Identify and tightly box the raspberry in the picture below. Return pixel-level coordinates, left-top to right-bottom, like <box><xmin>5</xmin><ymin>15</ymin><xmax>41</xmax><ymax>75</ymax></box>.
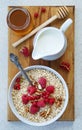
<box><xmin>38</xmin><ymin>77</ymin><xmax>46</xmax><ymax>89</ymax></box>
<box><xmin>42</xmin><ymin>91</ymin><xmax>47</xmax><ymax>96</ymax></box>
<box><xmin>30</xmin><ymin>104</ymin><xmax>39</xmax><ymax>114</ymax></box>
<box><xmin>44</xmin><ymin>98</ymin><xmax>49</xmax><ymax>104</ymax></box>
<box><xmin>28</xmin><ymin>96</ymin><xmax>34</xmax><ymax>100</ymax></box>
<box><xmin>20</xmin><ymin>46</ymin><xmax>29</xmax><ymax>57</ymax></box>
<box><xmin>61</xmin><ymin>62</ymin><xmax>70</xmax><ymax>68</ymax></box>
<box><xmin>42</xmin><ymin>91</ymin><xmax>50</xmax><ymax>99</ymax></box>
<box><xmin>34</xmin><ymin>12</ymin><xmax>39</xmax><ymax>18</ymax></box>
<box><xmin>34</xmin><ymin>95</ymin><xmax>41</xmax><ymax>100</ymax></box>
<box><xmin>14</xmin><ymin>83</ymin><xmax>20</xmax><ymax>90</ymax></box>
<box><xmin>27</xmin><ymin>85</ymin><xmax>36</xmax><ymax>95</ymax></box>
<box><xmin>42</xmin><ymin>91</ymin><xmax>46</xmax><ymax>98</ymax></box>
<box><xmin>29</xmin><ymin>95</ymin><xmax>41</xmax><ymax>101</ymax></box>
<box><xmin>60</xmin><ymin>62</ymin><xmax>70</xmax><ymax>72</ymax></box>
<box><xmin>37</xmin><ymin>99</ymin><xmax>46</xmax><ymax>107</ymax></box>
<box><xmin>16</xmin><ymin>77</ymin><xmax>20</xmax><ymax>83</ymax></box>
<box><xmin>48</xmin><ymin>97</ymin><xmax>55</xmax><ymax>105</ymax></box>
<box><xmin>41</xmin><ymin>7</ymin><xmax>46</xmax><ymax>13</ymax></box>
<box><xmin>32</xmin><ymin>101</ymin><xmax>37</xmax><ymax>106</ymax></box>
<box><xmin>22</xmin><ymin>94</ymin><xmax>29</xmax><ymax>104</ymax></box>
<box><xmin>46</xmin><ymin>86</ymin><xmax>55</xmax><ymax>93</ymax></box>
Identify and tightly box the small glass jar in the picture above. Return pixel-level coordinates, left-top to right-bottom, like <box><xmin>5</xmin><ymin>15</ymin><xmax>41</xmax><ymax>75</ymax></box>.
<box><xmin>7</xmin><ymin>7</ymin><xmax>33</xmax><ymax>35</ymax></box>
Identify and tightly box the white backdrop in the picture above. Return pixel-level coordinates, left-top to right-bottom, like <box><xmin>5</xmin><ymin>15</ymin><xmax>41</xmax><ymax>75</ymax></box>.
<box><xmin>0</xmin><ymin>0</ymin><xmax>82</xmax><ymax>130</ymax></box>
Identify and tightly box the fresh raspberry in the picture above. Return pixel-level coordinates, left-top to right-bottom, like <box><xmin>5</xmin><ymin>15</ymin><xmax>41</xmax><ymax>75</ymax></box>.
<box><xmin>42</xmin><ymin>91</ymin><xmax>46</xmax><ymax>98</ymax></box>
<box><xmin>28</xmin><ymin>96</ymin><xmax>34</xmax><ymax>100</ymax></box>
<box><xmin>34</xmin><ymin>12</ymin><xmax>39</xmax><ymax>18</ymax></box>
<box><xmin>22</xmin><ymin>94</ymin><xmax>29</xmax><ymax>104</ymax></box>
<box><xmin>27</xmin><ymin>85</ymin><xmax>36</xmax><ymax>95</ymax></box>
<box><xmin>32</xmin><ymin>101</ymin><xmax>37</xmax><ymax>106</ymax></box>
<box><xmin>30</xmin><ymin>104</ymin><xmax>40</xmax><ymax>114</ymax></box>
<box><xmin>38</xmin><ymin>77</ymin><xmax>46</xmax><ymax>89</ymax></box>
<box><xmin>34</xmin><ymin>95</ymin><xmax>41</xmax><ymax>100</ymax></box>
<box><xmin>42</xmin><ymin>91</ymin><xmax>50</xmax><ymax>99</ymax></box>
<box><xmin>60</xmin><ymin>62</ymin><xmax>70</xmax><ymax>72</ymax></box>
<box><xmin>41</xmin><ymin>7</ymin><xmax>46</xmax><ymax>13</ymax></box>
<box><xmin>14</xmin><ymin>83</ymin><xmax>20</xmax><ymax>90</ymax></box>
<box><xmin>61</xmin><ymin>62</ymin><xmax>70</xmax><ymax>68</ymax></box>
<box><xmin>42</xmin><ymin>91</ymin><xmax>47</xmax><ymax>96</ymax></box>
<box><xmin>37</xmin><ymin>99</ymin><xmax>46</xmax><ymax>107</ymax></box>
<box><xmin>29</xmin><ymin>95</ymin><xmax>41</xmax><ymax>101</ymax></box>
<box><xmin>44</xmin><ymin>98</ymin><xmax>49</xmax><ymax>104</ymax></box>
<box><xmin>46</xmin><ymin>86</ymin><xmax>55</xmax><ymax>93</ymax></box>
<box><xmin>20</xmin><ymin>46</ymin><xmax>29</xmax><ymax>57</ymax></box>
<box><xmin>16</xmin><ymin>77</ymin><xmax>20</xmax><ymax>83</ymax></box>
<box><xmin>48</xmin><ymin>97</ymin><xmax>55</xmax><ymax>105</ymax></box>
<box><xmin>29</xmin><ymin>94</ymin><xmax>41</xmax><ymax>101</ymax></box>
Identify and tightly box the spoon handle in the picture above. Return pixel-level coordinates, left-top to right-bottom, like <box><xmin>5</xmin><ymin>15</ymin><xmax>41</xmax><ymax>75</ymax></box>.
<box><xmin>17</xmin><ymin>62</ymin><xmax>32</xmax><ymax>85</ymax></box>
<box><xmin>10</xmin><ymin>53</ymin><xmax>32</xmax><ymax>85</ymax></box>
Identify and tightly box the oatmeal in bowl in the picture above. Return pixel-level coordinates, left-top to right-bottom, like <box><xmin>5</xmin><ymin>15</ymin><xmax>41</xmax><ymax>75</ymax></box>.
<box><xmin>8</xmin><ymin>65</ymin><xmax>68</xmax><ymax>126</ymax></box>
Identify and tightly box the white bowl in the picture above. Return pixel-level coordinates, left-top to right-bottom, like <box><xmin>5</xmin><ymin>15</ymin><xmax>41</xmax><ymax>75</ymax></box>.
<box><xmin>8</xmin><ymin>65</ymin><xmax>69</xmax><ymax>126</ymax></box>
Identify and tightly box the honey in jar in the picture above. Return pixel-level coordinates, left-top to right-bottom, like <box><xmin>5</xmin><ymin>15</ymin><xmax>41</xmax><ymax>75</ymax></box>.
<box><xmin>7</xmin><ymin>7</ymin><xmax>33</xmax><ymax>35</ymax></box>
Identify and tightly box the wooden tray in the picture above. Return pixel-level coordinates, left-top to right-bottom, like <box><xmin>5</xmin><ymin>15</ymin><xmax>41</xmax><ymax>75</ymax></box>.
<box><xmin>8</xmin><ymin>6</ymin><xmax>75</xmax><ymax>121</ymax></box>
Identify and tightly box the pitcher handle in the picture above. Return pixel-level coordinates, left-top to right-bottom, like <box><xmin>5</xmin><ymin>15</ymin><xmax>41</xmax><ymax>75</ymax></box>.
<box><xmin>60</xmin><ymin>18</ymin><xmax>73</xmax><ymax>33</ymax></box>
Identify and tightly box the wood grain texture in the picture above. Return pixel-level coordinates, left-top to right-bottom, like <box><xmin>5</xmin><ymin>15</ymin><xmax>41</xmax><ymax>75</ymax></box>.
<box><xmin>8</xmin><ymin>6</ymin><xmax>75</xmax><ymax>121</ymax></box>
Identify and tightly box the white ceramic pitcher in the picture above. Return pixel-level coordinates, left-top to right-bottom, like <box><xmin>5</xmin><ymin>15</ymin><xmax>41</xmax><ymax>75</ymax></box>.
<box><xmin>32</xmin><ymin>18</ymin><xmax>73</xmax><ymax>61</ymax></box>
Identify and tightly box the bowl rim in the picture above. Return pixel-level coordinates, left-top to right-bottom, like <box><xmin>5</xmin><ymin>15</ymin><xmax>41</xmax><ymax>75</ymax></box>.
<box><xmin>8</xmin><ymin>65</ymin><xmax>69</xmax><ymax>126</ymax></box>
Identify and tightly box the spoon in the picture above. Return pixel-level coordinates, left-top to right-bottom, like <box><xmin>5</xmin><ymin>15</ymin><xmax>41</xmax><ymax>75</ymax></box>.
<box><xmin>10</xmin><ymin>53</ymin><xmax>33</xmax><ymax>85</ymax></box>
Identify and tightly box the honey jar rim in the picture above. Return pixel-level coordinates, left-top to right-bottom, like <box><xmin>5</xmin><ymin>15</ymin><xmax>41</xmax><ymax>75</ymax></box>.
<box><xmin>7</xmin><ymin>7</ymin><xmax>31</xmax><ymax>31</ymax></box>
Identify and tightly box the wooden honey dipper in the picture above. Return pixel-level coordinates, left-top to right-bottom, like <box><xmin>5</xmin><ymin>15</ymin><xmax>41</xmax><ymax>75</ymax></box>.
<box><xmin>12</xmin><ymin>6</ymin><xmax>69</xmax><ymax>47</ymax></box>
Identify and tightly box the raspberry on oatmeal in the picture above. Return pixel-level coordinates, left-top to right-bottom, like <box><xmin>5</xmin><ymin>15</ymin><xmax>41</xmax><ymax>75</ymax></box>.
<box><xmin>12</xmin><ymin>68</ymin><xmax>65</xmax><ymax>123</ymax></box>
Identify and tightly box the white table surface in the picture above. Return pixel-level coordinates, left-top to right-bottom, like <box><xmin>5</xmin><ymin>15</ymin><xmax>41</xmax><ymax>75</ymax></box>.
<box><xmin>0</xmin><ymin>0</ymin><xmax>82</xmax><ymax>130</ymax></box>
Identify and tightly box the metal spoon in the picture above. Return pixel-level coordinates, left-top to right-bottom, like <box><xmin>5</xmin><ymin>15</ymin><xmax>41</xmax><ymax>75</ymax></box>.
<box><xmin>10</xmin><ymin>53</ymin><xmax>33</xmax><ymax>85</ymax></box>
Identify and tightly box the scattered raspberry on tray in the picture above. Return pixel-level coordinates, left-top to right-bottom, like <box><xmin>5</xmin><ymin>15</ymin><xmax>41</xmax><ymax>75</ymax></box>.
<box><xmin>20</xmin><ymin>46</ymin><xmax>29</xmax><ymax>57</ymax></box>
<box><xmin>60</xmin><ymin>61</ymin><xmax>70</xmax><ymax>72</ymax></box>
<box><xmin>41</xmin><ymin>7</ymin><xmax>46</xmax><ymax>13</ymax></box>
<box><xmin>34</xmin><ymin>12</ymin><xmax>39</xmax><ymax>18</ymax></box>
